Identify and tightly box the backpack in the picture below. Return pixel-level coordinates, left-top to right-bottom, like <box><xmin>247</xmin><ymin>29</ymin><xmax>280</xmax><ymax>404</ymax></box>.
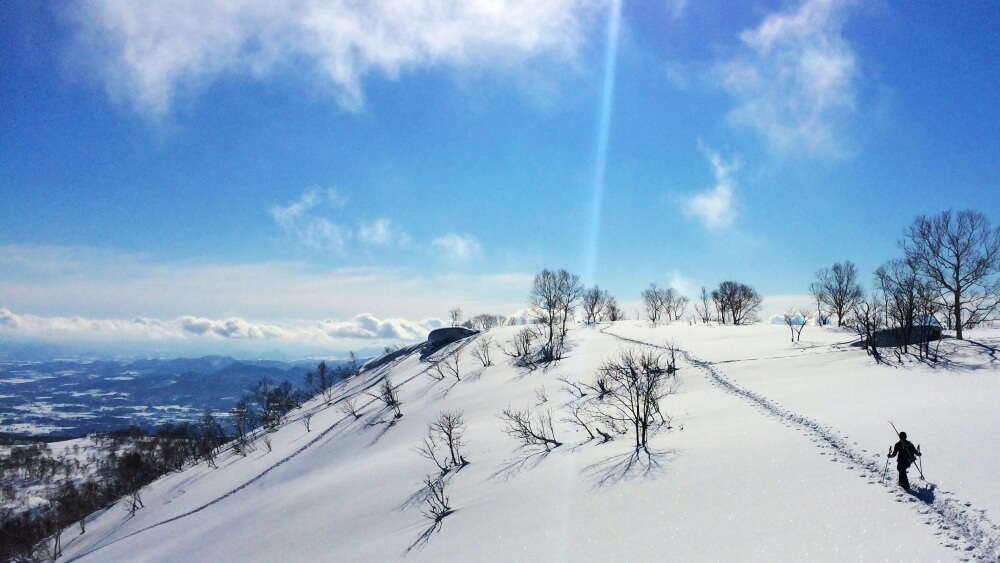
<box><xmin>898</xmin><ymin>440</ymin><xmax>914</xmax><ymax>467</ymax></box>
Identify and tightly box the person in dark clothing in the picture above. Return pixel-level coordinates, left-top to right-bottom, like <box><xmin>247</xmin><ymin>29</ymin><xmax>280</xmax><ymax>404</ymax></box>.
<box><xmin>887</xmin><ymin>431</ymin><xmax>921</xmax><ymax>489</ymax></box>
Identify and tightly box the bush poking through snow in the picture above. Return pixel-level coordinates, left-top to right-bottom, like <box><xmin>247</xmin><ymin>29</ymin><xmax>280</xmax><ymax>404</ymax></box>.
<box><xmin>367</xmin><ymin>378</ymin><xmax>402</xmax><ymax>418</ymax></box>
<box><xmin>430</xmin><ymin>349</ymin><xmax>461</xmax><ymax>381</ymax></box>
<box><xmin>593</xmin><ymin>347</ymin><xmax>678</xmax><ymax>451</ymax></box>
<box><xmin>502</xmin><ymin>326</ymin><xmax>537</xmax><ymax>368</ymax></box>
<box><xmin>416</xmin><ymin>410</ymin><xmax>469</xmax><ymax>473</ymax></box>
<box><xmin>499</xmin><ymin>407</ymin><xmax>562</xmax><ymax>450</ymax></box>
<box><xmin>341</xmin><ymin>396</ymin><xmax>362</xmax><ymax>420</ymax></box>
<box><xmin>471</xmin><ymin>335</ymin><xmax>494</xmax><ymax>367</ymax></box>
<box><xmin>421</xmin><ymin>476</ymin><xmax>452</xmax><ymax>523</ymax></box>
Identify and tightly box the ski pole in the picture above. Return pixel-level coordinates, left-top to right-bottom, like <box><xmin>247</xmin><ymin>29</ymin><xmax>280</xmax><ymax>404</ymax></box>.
<box><xmin>882</xmin><ymin>447</ymin><xmax>890</xmax><ymax>482</ymax></box>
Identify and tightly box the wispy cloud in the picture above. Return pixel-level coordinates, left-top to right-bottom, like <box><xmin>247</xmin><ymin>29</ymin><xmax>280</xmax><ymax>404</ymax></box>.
<box><xmin>358</xmin><ymin>218</ymin><xmax>409</xmax><ymax>247</ymax></box>
<box><xmin>683</xmin><ymin>147</ymin><xmax>737</xmax><ymax>230</ymax></box>
<box><xmin>66</xmin><ymin>0</ymin><xmax>601</xmax><ymax>117</ymax></box>
<box><xmin>717</xmin><ymin>0</ymin><xmax>858</xmax><ymax>156</ymax></box>
<box><xmin>0</xmin><ymin>244</ymin><xmax>528</xmax><ymax>322</ymax></box>
<box><xmin>431</xmin><ymin>233</ymin><xmax>483</xmax><ymax>261</ymax></box>
<box><xmin>270</xmin><ymin>187</ymin><xmax>351</xmax><ymax>250</ymax></box>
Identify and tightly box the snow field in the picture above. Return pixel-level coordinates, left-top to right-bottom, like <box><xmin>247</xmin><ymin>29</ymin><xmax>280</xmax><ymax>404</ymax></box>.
<box><xmin>58</xmin><ymin>323</ymin><xmax>1000</xmax><ymax>562</ymax></box>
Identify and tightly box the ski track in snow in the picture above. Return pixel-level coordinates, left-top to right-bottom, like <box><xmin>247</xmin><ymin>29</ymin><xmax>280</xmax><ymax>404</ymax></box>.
<box><xmin>603</xmin><ymin>326</ymin><xmax>1000</xmax><ymax>563</ymax></box>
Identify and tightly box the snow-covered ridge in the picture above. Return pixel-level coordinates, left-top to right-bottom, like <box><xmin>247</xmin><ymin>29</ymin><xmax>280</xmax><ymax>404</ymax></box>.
<box><xmin>55</xmin><ymin>323</ymin><xmax>1000</xmax><ymax>562</ymax></box>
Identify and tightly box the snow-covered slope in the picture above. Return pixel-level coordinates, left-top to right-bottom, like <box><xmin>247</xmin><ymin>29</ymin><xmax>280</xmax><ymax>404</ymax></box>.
<box><xmin>57</xmin><ymin>323</ymin><xmax>1000</xmax><ymax>562</ymax></box>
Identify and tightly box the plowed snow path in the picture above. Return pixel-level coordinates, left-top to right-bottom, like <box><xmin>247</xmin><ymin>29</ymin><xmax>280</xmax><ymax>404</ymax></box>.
<box><xmin>605</xmin><ymin>326</ymin><xmax>1000</xmax><ymax>562</ymax></box>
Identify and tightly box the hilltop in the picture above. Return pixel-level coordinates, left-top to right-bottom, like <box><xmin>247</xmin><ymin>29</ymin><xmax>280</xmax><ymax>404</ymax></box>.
<box><xmin>53</xmin><ymin>322</ymin><xmax>1000</xmax><ymax>562</ymax></box>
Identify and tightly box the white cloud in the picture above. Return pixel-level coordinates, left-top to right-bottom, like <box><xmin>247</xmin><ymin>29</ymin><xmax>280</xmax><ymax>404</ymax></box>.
<box><xmin>717</xmin><ymin>0</ymin><xmax>858</xmax><ymax>156</ymax></box>
<box><xmin>431</xmin><ymin>233</ymin><xmax>483</xmax><ymax>261</ymax></box>
<box><xmin>66</xmin><ymin>0</ymin><xmax>601</xmax><ymax>117</ymax></box>
<box><xmin>0</xmin><ymin>308</ymin><xmax>440</xmax><ymax>346</ymax></box>
<box><xmin>358</xmin><ymin>218</ymin><xmax>408</xmax><ymax>246</ymax></box>
<box><xmin>270</xmin><ymin>187</ymin><xmax>351</xmax><ymax>250</ymax></box>
<box><xmin>683</xmin><ymin>147</ymin><xmax>737</xmax><ymax>229</ymax></box>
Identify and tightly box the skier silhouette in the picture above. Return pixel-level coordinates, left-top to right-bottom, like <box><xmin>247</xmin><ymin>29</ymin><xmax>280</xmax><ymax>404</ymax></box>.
<box><xmin>887</xmin><ymin>431</ymin><xmax>921</xmax><ymax>490</ymax></box>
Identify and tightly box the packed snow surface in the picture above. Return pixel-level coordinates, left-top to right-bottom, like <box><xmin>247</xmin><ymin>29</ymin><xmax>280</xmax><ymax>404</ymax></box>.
<box><xmin>57</xmin><ymin>323</ymin><xmax>1000</xmax><ymax>562</ymax></box>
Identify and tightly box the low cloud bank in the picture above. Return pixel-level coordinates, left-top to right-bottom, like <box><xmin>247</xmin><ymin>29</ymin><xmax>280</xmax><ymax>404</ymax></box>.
<box><xmin>0</xmin><ymin>309</ymin><xmax>442</xmax><ymax>346</ymax></box>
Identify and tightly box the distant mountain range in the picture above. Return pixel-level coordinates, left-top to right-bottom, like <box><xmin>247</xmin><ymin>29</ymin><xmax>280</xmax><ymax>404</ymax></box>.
<box><xmin>0</xmin><ymin>355</ymin><xmax>355</xmax><ymax>437</ymax></box>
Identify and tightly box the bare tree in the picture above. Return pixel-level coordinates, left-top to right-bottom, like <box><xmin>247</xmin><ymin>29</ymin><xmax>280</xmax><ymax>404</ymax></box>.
<box><xmin>431</xmin><ymin>348</ymin><xmax>461</xmax><ymax>381</ymax></box>
<box><xmin>605</xmin><ymin>297</ymin><xmax>626</xmax><ymax>321</ymax></box>
<box><xmin>305</xmin><ymin>360</ymin><xmax>336</xmax><ymax>402</ymax></box>
<box><xmin>695</xmin><ymin>286</ymin><xmax>713</xmax><ymax>323</ymax></box>
<box><xmin>528</xmin><ymin>269</ymin><xmax>582</xmax><ymax>360</ymax></box>
<box><xmin>562</xmin><ymin>401</ymin><xmax>598</xmax><ymax>441</ymax></box>
<box><xmin>874</xmin><ymin>257</ymin><xmax>935</xmax><ymax>356</ymax></box>
<box><xmin>421</xmin><ymin>476</ymin><xmax>452</xmax><ymax>522</ymax></box>
<box><xmin>667</xmin><ymin>292</ymin><xmax>690</xmax><ymax>321</ymax></box>
<box><xmin>642</xmin><ymin>283</ymin><xmax>666</xmax><ymax>324</ymax></box>
<box><xmin>467</xmin><ymin>314</ymin><xmax>507</xmax><ymax>331</ymax></box>
<box><xmin>341</xmin><ymin>396</ymin><xmax>362</xmax><ymax>420</ymax></box>
<box><xmin>781</xmin><ymin>309</ymin><xmax>809</xmax><ymax>343</ymax></box>
<box><xmin>502</xmin><ymin>326</ymin><xmax>536</xmax><ymax>367</ymax></box>
<box><xmin>431</xmin><ymin>410</ymin><xmax>468</xmax><ymax>468</ymax></box>
<box><xmin>593</xmin><ymin>347</ymin><xmax>677</xmax><ymax>451</ymax></box>
<box><xmin>368</xmin><ymin>378</ymin><xmax>402</xmax><ymax>418</ymax></box>
<box><xmin>900</xmin><ymin>209</ymin><xmax>1000</xmax><ymax>339</ymax></box>
<box><xmin>534</xmin><ymin>385</ymin><xmax>548</xmax><ymax>405</ymax></box>
<box><xmin>848</xmin><ymin>297</ymin><xmax>883</xmax><ymax>362</ymax></box>
<box><xmin>557</xmin><ymin>375</ymin><xmax>588</xmax><ymax>399</ymax></box>
<box><xmin>499</xmin><ymin>407</ymin><xmax>562</xmax><ymax>450</ymax></box>
<box><xmin>449</xmin><ymin>307</ymin><xmax>463</xmax><ymax>327</ymax></box>
<box><xmin>582</xmin><ymin>285</ymin><xmax>612</xmax><ymax>324</ymax></box>
<box><xmin>471</xmin><ymin>335</ymin><xmax>494</xmax><ymax>367</ymax></box>
<box><xmin>417</xmin><ymin>410</ymin><xmax>469</xmax><ymax>472</ymax></box>
<box><xmin>808</xmin><ymin>280</ymin><xmax>828</xmax><ymax>326</ymax></box>
<box><xmin>711</xmin><ymin>281</ymin><xmax>763</xmax><ymax>325</ymax></box>
<box><xmin>813</xmin><ymin>261</ymin><xmax>865</xmax><ymax>327</ymax></box>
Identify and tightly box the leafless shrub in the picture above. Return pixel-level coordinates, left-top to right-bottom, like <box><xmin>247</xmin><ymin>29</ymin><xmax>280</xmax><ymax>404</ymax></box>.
<box><xmin>557</xmin><ymin>375</ymin><xmax>588</xmax><ymax>399</ymax></box>
<box><xmin>341</xmin><ymin>396</ymin><xmax>362</xmax><ymax>420</ymax></box>
<box><xmin>585</xmin><ymin>372</ymin><xmax>613</xmax><ymax>401</ymax></box>
<box><xmin>471</xmin><ymin>335</ymin><xmax>494</xmax><ymax>367</ymax></box>
<box><xmin>592</xmin><ymin>347</ymin><xmax>678</xmax><ymax>451</ymax></box>
<box><xmin>417</xmin><ymin>410</ymin><xmax>469</xmax><ymax>472</ymax></box>
<box><xmin>367</xmin><ymin>378</ymin><xmax>402</xmax><ymax>418</ymax></box>
<box><xmin>302</xmin><ymin>413</ymin><xmax>313</xmax><ymax>432</ymax></box>
<box><xmin>421</xmin><ymin>475</ymin><xmax>452</xmax><ymax>522</ymax></box>
<box><xmin>663</xmin><ymin>340</ymin><xmax>678</xmax><ymax>374</ymax></box>
<box><xmin>499</xmin><ymin>407</ymin><xmax>562</xmax><ymax>450</ymax></box>
<box><xmin>304</xmin><ymin>360</ymin><xmax>336</xmax><ymax>402</ymax></box>
<box><xmin>502</xmin><ymin>327</ymin><xmax>536</xmax><ymax>367</ymax></box>
<box><xmin>781</xmin><ymin>309</ymin><xmax>810</xmax><ymax>343</ymax></box>
<box><xmin>415</xmin><ymin>433</ymin><xmax>450</xmax><ymax>474</ymax></box>
<box><xmin>262</xmin><ymin>434</ymin><xmax>273</xmax><ymax>453</ymax></box>
<box><xmin>562</xmin><ymin>401</ymin><xmax>597</xmax><ymax>441</ymax></box>
<box><xmin>534</xmin><ymin>386</ymin><xmax>548</xmax><ymax>405</ymax></box>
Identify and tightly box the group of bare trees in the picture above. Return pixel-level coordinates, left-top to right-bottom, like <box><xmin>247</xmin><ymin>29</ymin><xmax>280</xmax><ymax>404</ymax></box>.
<box><xmin>812</xmin><ymin>209</ymin><xmax>1000</xmax><ymax>359</ymax></box>
<box><xmin>711</xmin><ymin>281</ymin><xmax>763</xmax><ymax>325</ymax></box>
<box><xmin>528</xmin><ymin>269</ymin><xmax>584</xmax><ymax>361</ymax></box>
<box><xmin>640</xmin><ymin>284</ymin><xmax>690</xmax><ymax>324</ymax></box>
<box><xmin>1</xmin><ymin>417</ymin><xmax>230</xmax><ymax>561</ymax></box>
<box><xmin>582</xmin><ymin>285</ymin><xmax>625</xmax><ymax>324</ymax></box>
<box><xmin>500</xmin><ymin>345</ymin><xmax>678</xmax><ymax>454</ymax></box>
<box><xmin>809</xmin><ymin>261</ymin><xmax>864</xmax><ymax>327</ymax></box>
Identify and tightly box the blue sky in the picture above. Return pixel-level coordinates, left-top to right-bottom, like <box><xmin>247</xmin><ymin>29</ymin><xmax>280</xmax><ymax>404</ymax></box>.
<box><xmin>1</xmin><ymin>0</ymin><xmax>998</xmax><ymax>357</ymax></box>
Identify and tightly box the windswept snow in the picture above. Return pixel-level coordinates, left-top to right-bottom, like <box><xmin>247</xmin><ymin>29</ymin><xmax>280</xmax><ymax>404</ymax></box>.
<box><xmin>56</xmin><ymin>323</ymin><xmax>1000</xmax><ymax>562</ymax></box>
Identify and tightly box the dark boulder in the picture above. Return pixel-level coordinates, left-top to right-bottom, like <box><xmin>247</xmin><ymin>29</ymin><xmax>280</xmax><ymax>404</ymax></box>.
<box><xmin>426</xmin><ymin>327</ymin><xmax>479</xmax><ymax>348</ymax></box>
